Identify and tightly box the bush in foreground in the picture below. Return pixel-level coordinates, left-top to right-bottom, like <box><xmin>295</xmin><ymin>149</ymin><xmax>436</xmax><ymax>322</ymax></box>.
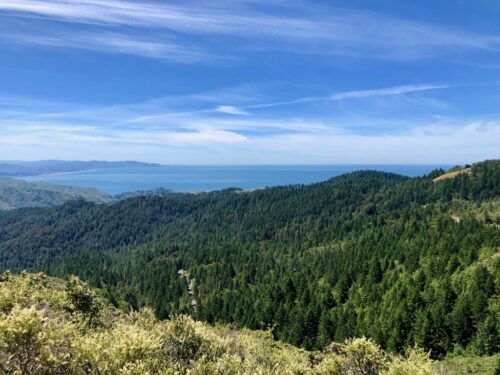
<box><xmin>0</xmin><ymin>271</ymin><xmax>481</xmax><ymax>374</ymax></box>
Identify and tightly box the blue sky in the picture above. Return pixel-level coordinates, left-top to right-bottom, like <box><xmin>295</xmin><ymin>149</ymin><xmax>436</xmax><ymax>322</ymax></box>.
<box><xmin>0</xmin><ymin>0</ymin><xmax>499</xmax><ymax>164</ymax></box>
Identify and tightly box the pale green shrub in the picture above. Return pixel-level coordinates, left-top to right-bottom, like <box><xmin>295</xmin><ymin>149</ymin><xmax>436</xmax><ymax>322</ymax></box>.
<box><xmin>164</xmin><ymin>314</ymin><xmax>207</xmax><ymax>363</ymax></box>
<box><xmin>343</xmin><ymin>337</ymin><xmax>388</xmax><ymax>375</ymax></box>
<box><xmin>313</xmin><ymin>354</ymin><xmax>346</xmax><ymax>374</ymax></box>
<box><xmin>0</xmin><ymin>272</ymin><xmax>446</xmax><ymax>375</ymax></box>
<box><xmin>0</xmin><ymin>305</ymin><xmax>76</xmax><ymax>374</ymax></box>
<box><xmin>72</xmin><ymin>318</ymin><xmax>164</xmax><ymax>373</ymax></box>
<box><xmin>384</xmin><ymin>347</ymin><xmax>433</xmax><ymax>375</ymax></box>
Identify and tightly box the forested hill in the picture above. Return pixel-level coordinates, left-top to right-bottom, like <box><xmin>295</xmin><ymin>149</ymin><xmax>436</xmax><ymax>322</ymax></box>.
<box><xmin>0</xmin><ymin>159</ymin><xmax>498</xmax><ymax>358</ymax></box>
<box><xmin>0</xmin><ymin>178</ymin><xmax>177</xmax><ymax>210</ymax></box>
<box><xmin>0</xmin><ymin>178</ymin><xmax>112</xmax><ymax>210</ymax></box>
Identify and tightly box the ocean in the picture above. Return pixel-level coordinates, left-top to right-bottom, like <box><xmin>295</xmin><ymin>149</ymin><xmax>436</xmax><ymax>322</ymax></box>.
<box><xmin>19</xmin><ymin>165</ymin><xmax>449</xmax><ymax>195</ymax></box>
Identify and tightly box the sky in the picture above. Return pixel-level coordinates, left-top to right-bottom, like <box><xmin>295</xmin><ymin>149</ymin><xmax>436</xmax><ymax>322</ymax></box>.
<box><xmin>0</xmin><ymin>0</ymin><xmax>499</xmax><ymax>164</ymax></box>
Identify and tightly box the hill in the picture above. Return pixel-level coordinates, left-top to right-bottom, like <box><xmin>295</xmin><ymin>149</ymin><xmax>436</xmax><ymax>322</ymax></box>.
<box><xmin>0</xmin><ymin>178</ymin><xmax>112</xmax><ymax>210</ymax></box>
<box><xmin>0</xmin><ymin>178</ymin><xmax>182</xmax><ymax>210</ymax></box>
<box><xmin>0</xmin><ymin>160</ymin><xmax>498</xmax><ymax>359</ymax></box>
<box><xmin>433</xmin><ymin>167</ymin><xmax>472</xmax><ymax>182</ymax></box>
<box><xmin>3</xmin><ymin>271</ymin><xmax>498</xmax><ymax>374</ymax></box>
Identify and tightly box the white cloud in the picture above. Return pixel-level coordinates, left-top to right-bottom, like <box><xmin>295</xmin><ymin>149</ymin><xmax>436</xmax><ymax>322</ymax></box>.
<box><xmin>248</xmin><ymin>121</ymin><xmax>500</xmax><ymax>164</ymax></box>
<box><xmin>1</xmin><ymin>0</ymin><xmax>500</xmax><ymax>61</ymax></box>
<box><xmin>0</xmin><ymin>116</ymin><xmax>498</xmax><ymax>164</ymax></box>
<box><xmin>215</xmin><ymin>106</ymin><xmax>249</xmax><ymax>115</ymax></box>
<box><xmin>9</xmin><ymin>32</ymin><xmax>217</xmax><ymax>63</ymax></box>
<box><xmin>241</xmin><ymin>84</ymin><xmax>450</xmax><ymax>110</ymax></box>
<box><xmin>119</xmin><ymin>129</ymin><xmax>249</xmax><ymax>146</ymax></box>
<box><xmin>0</xmin><ymin>86</ymin><xmax>497</xmax><ymax>164</ymax></box>
<box><xmin>329</xmin><ymin>84</ymin><xmax>450</xmax><ymax>101</ymax></box>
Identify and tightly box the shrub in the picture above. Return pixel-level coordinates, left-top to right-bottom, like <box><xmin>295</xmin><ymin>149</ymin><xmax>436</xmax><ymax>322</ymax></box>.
<box><xmin>343</xmin><ymin>337</ymin><xmax>387</xmax><ymax>375</ymax></box>
<box><xmin>65</xmin><ymin>275</ymin><xmax>102</xmax><ymax>327</ymax></box>
<box><xmin>0</xmin><ymin>305</ymin><xmax>75</xmax><ymax>374</ymax></box>
<box><xmin>384</xmin><ymin>347</ymin><xmax>433</xmax><ymax>375</ymax></box>
<box><xmin>163</xmin><ymin>314</ymin><xmax>223</xmax><ymax>364</ymax></box>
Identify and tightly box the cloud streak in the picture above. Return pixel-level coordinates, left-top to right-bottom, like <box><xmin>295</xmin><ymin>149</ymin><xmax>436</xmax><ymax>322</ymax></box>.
<box><xmin>215</xmin><ymin>106</ymin><xmax>249</xmax><ymax>116</ymax></box>
<box><xmin>1</xmin><ymin>0</ymin><xmax>500</xmax><ymax>61</ymax></box>
<box><xmin>8</xmin><ymin>31</ymin><xmax>218</xmax><ymax>63</ymax></box>
<box><xmin>242</xmin><ymin>84</ymin><xmax>450</xmax><ymax>110</ymax></box>
<box><xmin>0</xmin><ymin>82</ymin><xmax>451</xmax><ymax>135</ymax></box>
<box><xmin>329</xmin><ymin>84</ymin><xmax>450</xmax><ymax>101</ymax></box>
<box><xmin>0</xmin><ymin>83</ymin><xmax>497</xmax><ymax>163</ymax></box>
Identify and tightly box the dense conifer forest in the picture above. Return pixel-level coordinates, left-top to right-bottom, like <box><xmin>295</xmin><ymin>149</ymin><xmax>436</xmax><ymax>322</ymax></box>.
<box><xmin>0</xmin><ymin>160</ymin><xmax>498</xmax><ymax>360</ymax></box>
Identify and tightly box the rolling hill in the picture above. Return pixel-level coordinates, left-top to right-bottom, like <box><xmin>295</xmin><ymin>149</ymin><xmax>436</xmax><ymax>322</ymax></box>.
<box><xmin>432</xmin><ymin>166</ymin><xmax>472</xmax><ymax>182</ymax></box>
<box><xmin>0</xmin><ymin>178</ymin><xmax>112</xmax><ymax>210</ymax></box>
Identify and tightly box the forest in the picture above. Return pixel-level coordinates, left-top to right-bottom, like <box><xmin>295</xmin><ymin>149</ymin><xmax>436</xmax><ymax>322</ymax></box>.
<box><xmin>0</xmin><ymin>160</ymin><xmax>498</xmax><ymax>362</ymax></box>
<box><xmin>0</xmin><ymin>178</ymin><xmax>112</xmax><ymax>210</ymax></box>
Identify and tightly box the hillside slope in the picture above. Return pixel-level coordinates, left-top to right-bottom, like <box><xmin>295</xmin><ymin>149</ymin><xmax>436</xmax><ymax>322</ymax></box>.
<box><xmin>432</xmin><ymin>167</ymin><xmax>472</xmax><ymax>182</ymax></box>
<box><xmin>4</xmin><ymin>271</ymin><xmax>497</xmax><ymax>374</ymax></box>
<box><xmin>0</xmin><ymin>178</ymin><xmax>112</xmax><ymax>210</ymax></box>
<box><xmin>0</xmin><ymin>160</ymin><xmax>498</xmax><ymax>358</ymax></box>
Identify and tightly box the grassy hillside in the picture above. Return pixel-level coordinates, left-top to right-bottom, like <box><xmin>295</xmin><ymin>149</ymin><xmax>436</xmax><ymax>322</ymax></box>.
<box><xmin>0</xmin><ymin>160</ymin><xmax>498</xmax><ymax>359</ymax></box>
<box><xmin>4</xmin><ymin>271</ymin><xmax>496</xmax><ymax>374</ymax></box>
<box><xmin>0</xmin><ymin>178</ymin><xmax>112</xmax><ymax>210</ymax></box>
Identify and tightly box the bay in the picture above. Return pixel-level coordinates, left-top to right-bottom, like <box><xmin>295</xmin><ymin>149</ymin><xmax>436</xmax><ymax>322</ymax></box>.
<box><xmin>19</xmin><ymin>164</ymin><xmax>449</xmax><ymax>195</ymax></box>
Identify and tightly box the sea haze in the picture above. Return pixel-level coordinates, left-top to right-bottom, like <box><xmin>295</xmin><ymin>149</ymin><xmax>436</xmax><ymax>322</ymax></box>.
<box><xmin>19</xmin><ymin>165</ymin><xmax>450</xmax><ymax>195</ymax></box>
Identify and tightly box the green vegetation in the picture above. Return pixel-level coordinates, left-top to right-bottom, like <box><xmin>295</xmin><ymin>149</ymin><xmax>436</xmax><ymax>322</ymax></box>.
<box><xmin>113</xmin><ymin>187</ymin><xmax>175</xmax><ymax>200</ymax></box>
<box><xmin>0</xmin><ymin>271</ymin><xmax>453</xmax><ymax>374</ymax></box>
<box><xmin>434</xmin><ymin>355</ymin><xmax>499</xmax><ymax>375</ymax></box>
<box><xmin>0</xmin><ymin>160</ymin><xmax>498</xmax><ymax>364</ymax></box>
<box><xmin>0</xmin><ymin>178</ymin><xmax>112</xmax><ymax>210</ymax></box>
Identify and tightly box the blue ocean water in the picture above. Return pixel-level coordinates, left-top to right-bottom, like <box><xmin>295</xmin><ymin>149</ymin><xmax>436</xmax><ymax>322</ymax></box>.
<box><xmin>20</xmin><ymin>165</ymin><xmax>449</xmax><ymax>195</ymax></box>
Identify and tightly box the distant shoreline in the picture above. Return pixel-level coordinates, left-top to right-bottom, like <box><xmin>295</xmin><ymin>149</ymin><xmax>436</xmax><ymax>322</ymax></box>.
<box><xmin>37</xmin><ymin>168</ymin><xmax>99</xmax><ymax>177</ymax></box>
<box><xmin>13</xmin><ymin>164</ymin><xmax>448</xmax><ymax>195</ymax></box>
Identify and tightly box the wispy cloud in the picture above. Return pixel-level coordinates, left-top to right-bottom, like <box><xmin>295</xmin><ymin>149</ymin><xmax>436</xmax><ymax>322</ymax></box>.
<box><xmin>0</xmin><ymin>118</ymin><xmax>498</xmax><ymax>164</ymax></box>
<box><xmin>8</xmin><ymin>31</ymin><xmax>218</xmax><ymax>63</ymax></box>
<box><xmin>0</xmin><ymin>83</ymin><xmax>497</xmax><ymax>163</ymax></box>
<box><xmin>215</xmin><ymin>106</ymin><xmax>249</xmax><ymax>116</ymax></box>
<box><xmin>329</xmin><ymin>84</ymin><xmax>450</xmax><ymax>101</ymax></box>
<box><xmin>0</xmin><ymin>82</ymin><xmax>450</xmax><ymax>134</ymax></box>
<box><xmin>241</xmin><ymin>84</ymin><xmax>450</xmax><ymax>110</ymax></box>
<box><xmin>1</xmin><ymin>0</ymin><xmax>500</xmax><ymax>61</ymax></box>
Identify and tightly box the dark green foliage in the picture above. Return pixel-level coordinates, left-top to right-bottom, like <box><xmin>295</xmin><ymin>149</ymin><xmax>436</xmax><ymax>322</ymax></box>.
<box><xmin>65</xmin><ymin>276</ymin><xmax>102</xmax><ymax>327</ymax></box>
<box><xmin>0</xmin><ymin>160</ymin><xmax>498</xmax><ymax>357</ymax></box>
<box><xmin>0</xmin><ymin>178</ymin><xmax>112</xmax><ymax>210</ymax></box>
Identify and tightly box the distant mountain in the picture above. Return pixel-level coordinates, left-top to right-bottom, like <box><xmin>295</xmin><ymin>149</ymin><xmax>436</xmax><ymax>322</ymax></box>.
<box><xmin>0</xmin><ymin>178</ymin><xmax>112</xmax><ymax>209</ymax></box>
<box><xmin>0</xmin><ymin>160</ymin><xmax>161</xmax><ymax>176</ymax></box>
